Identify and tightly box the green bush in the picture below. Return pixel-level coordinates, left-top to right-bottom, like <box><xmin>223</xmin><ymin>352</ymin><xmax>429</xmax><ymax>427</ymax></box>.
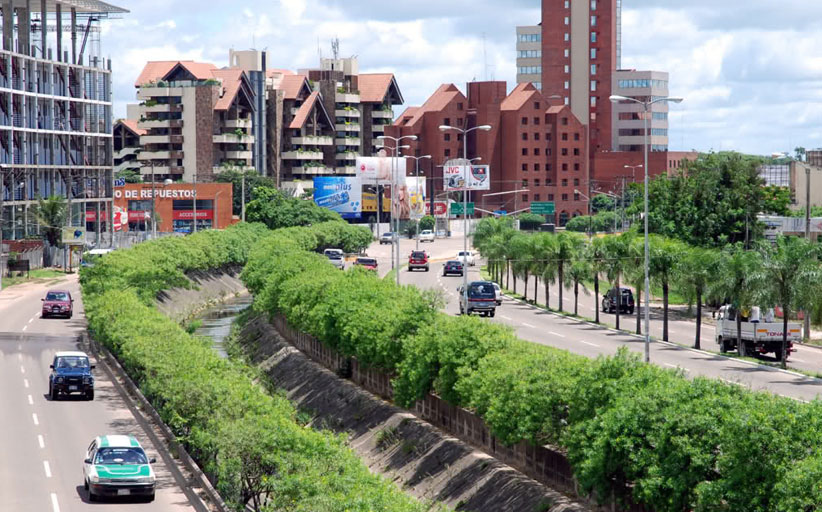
<box><xmin>518</xmin><ymin>212</ymin><xmax>546</xmax><ymax>231</ymax></box>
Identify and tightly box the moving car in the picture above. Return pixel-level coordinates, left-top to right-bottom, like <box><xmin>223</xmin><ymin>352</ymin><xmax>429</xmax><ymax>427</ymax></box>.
<box><xmin>442</xmin><ymin>260</ymin><xmax>464</xmax><ymax>276</ymax></box>
<box><xmin>379</xmin><ymin>232</ymin><xmax>396</xmax><ymax>245</ymax></box>
<box><xmin>436</xmin><ymin>229</ymin><xmax>448</xmax><ymax>238</ymax></box>
<box><xmin>457</xmin><ymin>250</ymin><xmax>475</xmax><ymax>267</ymax></box>
<box><xmin>49</xmin><ymin>351</ymin><xmax>95</xmax><ymax>400</ymax></box>
<box><xmin>458</xmin><ymin>281</ymin><xmax>497</xmax><ymax>317</ymax></box>
<box><xmin>41</xmin><ymin>290</ymin><xmax>73</xmax><ymax>319</ymax></box>
<box><xmin>323</xmin><ymin>248</ymin><xmax>345</xmax><ymax>270</ymax></box>
<box><xmin>408</xmin><ymin>250</ymin><xmax>429</xmax><ymax>272</ymax></box>
<box><xmin>601</xmin><ymin>287</ymin><xmax>635</xmax><ymax>314</ymax></box>
<box><xmin>419</xmin><ymin>230</ymin><xmax>435</xmax><ymax>243</ymax></box>
<box><xmin>83</xmin><ymin>435</ymin><xmax>156</xmax><ymax>502</ymax></box>
<box><xmin>353</xmin><ymin>257</ymin><xmax>378</xmax><ymax>271</ymax></box>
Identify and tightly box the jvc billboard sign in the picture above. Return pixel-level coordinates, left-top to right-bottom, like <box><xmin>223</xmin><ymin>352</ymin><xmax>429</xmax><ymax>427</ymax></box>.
<box><xmin>443</xmin><ymin>161</ymin><xmax>490</xmax><ymax>191</ymax></box>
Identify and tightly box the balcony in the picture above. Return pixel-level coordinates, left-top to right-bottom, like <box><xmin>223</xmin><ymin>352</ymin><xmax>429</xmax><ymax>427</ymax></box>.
<box><xmin>335</xmin><ymin>108</ymin><xmax>360</xmax><ymax>118</ymax></box>
<box><xmin>141</xmin><ymin>103</ymin><xmax>182</xmax><ymax>113</ymax></box>
<box><xmin>372</xmin><ymin>124</ymin><xmax>386</xmax><ymax>132</ymax></box>
<box><xmin>335</xmin><ymin>166</ymin><xmax>357</xmax><ymax>174</ymax></box>
<box><xmin>291</xmin><ymin>135</ymin><xmax>333</xmax><ymax>146</ymax></box>
<box><xmin>140</xmin><ymin>134</ymin><xmax>184</xmax><ymax>144</ymax></box>
<box><xmin>137</xmin><ymin>150</ymin><xmax>183</xmax><ymax>160</ymax></box>
<box><xmin>335</xmin><ymin>152</ymin><xmax>358</xmax><ymax>161</ymax></box>
<box><xmin>115</xmin><ymin>146</ymin><xmax>140</xmax><ymax>160</ymax></box>
<box><xmin>225</xmin><ymin>150</ymin><xmax>253</xmax><ymax>160</ymax></box>
<box><xmin>294</xmin><ymin>165</ymin><xmax>335</xmax><ymax>176</ymax></box>
<box><xmin>137</xmin><ymin>86</ymin><xmax>184</xmax><ymax>100</ymax></box>
<box><xmin>213</xmin><ymin>134</ymin><xmax>255</xmax><ymax>144</ymax></box>
<box><xmin>335</xmin><ymin>123</ymin><xmax>361</xmax><ymax>132</ymax></box>
<box><xmin>283</xmin><ymin>150</ymin><xmax>324</xmax><ymax>160</ymax></box>
<box><xmin>140</xmin><ymin>165</ymin><xmax>183</xmax><ymax>176</ymax></box>
<box><xmin>335</xmin><ymin>137</ymin><xmax>361</xmax><ymax>147</ymax></box>
<box><xmin>137</xmin><ymin>119</ymin><xmax>182</xmax><ymax>130</ymax></box>
<box><xmin>225</xmin><ymin>118</ymin><xmax>252</xmax><ymax>129</ymax></box>
<box><xmin>336</xmin><ymin>92</ymin><xmax>360</xmax><ymax>104</ymax></box>
<box><xmin>372</xmin><ymin>109</ymin><xmax>393</xmax><ymax>119</ymax></box>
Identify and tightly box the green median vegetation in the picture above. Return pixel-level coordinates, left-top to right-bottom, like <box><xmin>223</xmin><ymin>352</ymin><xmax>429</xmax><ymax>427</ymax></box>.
<box><xmin>243</xmin><ymin>220</ymin><xmax>822</xmax><ymax>511</ymax></box>
<box><xmin>80</xmin><ymin>222</ymin><xmax>432</xmax><ymax>512</ymax></box>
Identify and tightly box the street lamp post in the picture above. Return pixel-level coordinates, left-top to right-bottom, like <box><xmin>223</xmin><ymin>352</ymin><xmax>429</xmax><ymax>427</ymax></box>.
<box><xmin>407</xmin><ymin>154</ymin><xmax>432</xmax><ymax>250</ymax></box>
<box><xmin>439</xmin><ymin>123</ymin><xmax>492</xmax><ymax>314</ymax></box>
<box><xmin>0</xmin><ymin>164</ymin><xmax>6</xmax><ymax>292</ymax></box>
<box><xmin>623</xmin><ymin>164</ymin><xmax>643</xmax><ymax>231</ymax></box>
<box><xmin>192</xmin><ymin>169</ymin><xmax>198</xmax><ymax>234</ymax></box>
<box><xmin>610</xmin><ymin>94</ymin><xmax>683</xmax><ymax>363</ymax></box>
<box><xmin>377</xmin><ymin>134</ymin><xmax>418</xmax><ymax>286</ymax></box>
<box><xmin>574</xmin><ymin>189</ymin><xmax>594</xmax><ymax>237</ymax></box>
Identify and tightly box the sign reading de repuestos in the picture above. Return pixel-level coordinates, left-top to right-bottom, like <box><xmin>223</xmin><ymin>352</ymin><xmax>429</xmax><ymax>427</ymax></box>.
<box><xmin>114</xmin><ymin>188</ymin><xmax>197</xmax><ymax>199</ymax></box>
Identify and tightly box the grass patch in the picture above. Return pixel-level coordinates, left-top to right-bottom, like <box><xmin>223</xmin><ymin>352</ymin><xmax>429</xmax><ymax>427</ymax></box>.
<box><xmin>2</xmin><ymin>269</ymin><xmax>68</xmax><ymax>289</ymax></box>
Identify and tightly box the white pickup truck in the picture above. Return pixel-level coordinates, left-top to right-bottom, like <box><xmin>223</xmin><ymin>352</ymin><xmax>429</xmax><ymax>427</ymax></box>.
<box><xmin>715</xmin><ymin>305</ymin><xmax>801</xmax><ymax>361</ymax></box>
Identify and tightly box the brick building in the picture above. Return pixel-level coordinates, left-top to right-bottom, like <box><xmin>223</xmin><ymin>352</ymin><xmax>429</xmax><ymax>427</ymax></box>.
<box><xmin>112</xmin><ymin>182</ymin><xmax>234</xmax><ymax>233</ymax></box>
<box><xmin>386</xmin><ymin>81</ymin><xmax>589</xmax><ymax>225</ymax></box>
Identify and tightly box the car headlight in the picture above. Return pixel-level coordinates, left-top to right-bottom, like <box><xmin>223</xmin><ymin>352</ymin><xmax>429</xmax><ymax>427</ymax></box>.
<box><xmin>83</xmin><ymin>376</ymin><xmax>93</xmax><ymax>384</ymax></box>
<box><xmin>136</xmin><ymin>476</ymin><xmax>155</xmax><ymax>484</ymax></box>
<box><xmin>56</xmin><ymin>377</ymin><xmax>64</xmax><ymax>383</ymax></box>
<box><xmin>89</xmin><ymin>475</ymin><xmax>100</xmax><ymax>483</ymax></box>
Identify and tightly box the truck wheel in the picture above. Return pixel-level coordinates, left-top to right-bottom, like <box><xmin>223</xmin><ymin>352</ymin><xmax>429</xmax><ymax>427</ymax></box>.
<box><xmin>718</xmin><ymin>338</ymin><xmax>726</xmax><ymax>353</ymax></box>
<box><xmin>50</xmin><ymin>385</ymin><xmax>58</xmax><ymax>401</ymax></box>
<box><xmin>774</xmin><ymin>348</ymin><xmax>784</xmax><ymax>362</ymax></box>
<box><xmin>86</xmin><ymin>390</ymin><xmax>94</xmax><ymax>401</ymax></box>
<box><xmin>490</xmin><ymin>310</ymin><xmax>495</xmax><ymax>318</ymax></box>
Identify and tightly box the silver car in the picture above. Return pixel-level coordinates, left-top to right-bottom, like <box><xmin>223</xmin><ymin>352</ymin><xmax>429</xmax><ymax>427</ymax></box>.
<box><xmin>324</xmin><ymin>248</ymin><xmax>345</xmax><ymax>270</ymax></box>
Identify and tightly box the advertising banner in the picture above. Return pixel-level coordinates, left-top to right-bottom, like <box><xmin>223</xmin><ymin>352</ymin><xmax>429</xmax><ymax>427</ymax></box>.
<box><xmin>429</xmin><ymin>201</ymin><xmax>448</xmax><ymax>218</ymax></box>
<box><xmin>443</xmin><ymin>164</ymin><xmax>490</xmax><ymax>191</ymax></box>
<box><xmin>355</xmin><ymin>156</ymin><xmax>407</xmax><ymax>184</ymax></box>
<box><xmin>313</xmin><ymin>177</ymin><xmax>363</xmax><ymax>219</ymax></box>
<box><xmin>407</xmin><ymin>176</ymin><xmax>426</xmax><ymax>220</ymax></box>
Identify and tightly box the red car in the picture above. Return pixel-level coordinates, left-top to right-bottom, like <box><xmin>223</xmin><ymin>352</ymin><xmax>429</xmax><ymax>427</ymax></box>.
<box><xmin>407</xmin><ymin>250</ymin><xmax>429</xmax><ymax>272</ymax></box>
<box><xmin>353</xmin><ymin>257</ymin><xmax>378</xmax><ymax>271</ymax></box>
<box><xmin>42</xmin><ymin>290</ymin><xmax>74</xmax><ymax>319</ymax></box>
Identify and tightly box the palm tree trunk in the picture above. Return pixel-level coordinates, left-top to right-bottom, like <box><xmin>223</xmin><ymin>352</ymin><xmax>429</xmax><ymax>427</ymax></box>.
<box><xmin>615</xmin><ymin>277</ymin><xmax>621</xmax><ymax>330</ymax></box>
<box><xmin>736</xmin><ymin>312</ymin><xmax>742</xmax><ymax>355</ymax></box>
<box><xmin>636</xmin><ymin>285</ymin><xmax>641</xmax><ymax>335</ymax></box>
<box><xmin>574</xmin><ymin>281</ymin><xmax>579</xmax><ymax>316</ymax></box>
<box><xmin>506</xmin><ymin>260</ymin><xmax>510</xmax><ymax>289</ymax></box>
<box><xmin>513</xmin><ymin>270</ymin><xmax>517</xmax><ymax>295</ymax></box>
<box><xmin>558</xmin><ymin>263</ymin><xmax>564</xmax><ymax>313</ymax></box>
<box><xmin>782</xmin><ymin>307</ymin><xmax>789</xmax><ymax>369</ymax></box>
<box><xmin>663</xmin><ymin>281</ymin><xmax>670</xmax><ymax>342</ymax></box>
<box><xmin>695</xmin><ymin>289</ymin><xmax>702</xmax><ymax>350</ymax></box>
<box><xmin>523</xmin><ymin>273</ymin><xmax>528</xmax><ymax>300</ymax></box>
<box><xmin>545</xmin><ymin>279</ymin><xmax>550</xmax><ymax>310</ymax></box>
<box><xmin>534</xmin><ymin>275</ymin><xmax>539</xmax><ymax>305</ymax></box>
<box><xmin>594</xmin><ymin>274</ymin><xmax>599</xmax><ymax>324</ymax></box>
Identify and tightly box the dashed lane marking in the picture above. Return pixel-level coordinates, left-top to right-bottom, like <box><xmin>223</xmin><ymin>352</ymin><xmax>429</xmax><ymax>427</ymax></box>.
<box><xmin>500</xmin><ymin>315</ymin><xmax>512</xmax><ymax>321</ymax></box>
<box><xmin>38</xmin><ymin>435</ymin><xmax>45</xmax><ymax>449</ymax></box>
<box><xmin>23</xmin><ymin>379</ymin><xmax>28</xmax><ymax>388</ymax></box>
<box><xmin>50</xmin><ymin>493</ymin><xmax>60</xmax><ymax>512</ymax></box>
<box><xmin>549</xmin><ymin>331</ymin><xmax>566</xmax><ymax>338</ymax></box>
<box><xmin>32</xmin><ymin>413</ymin><xmax>38</xmax><ymax>426</ymax></box>
<box><xmin>21</xmin><ymin>325</ymin><xmax>27</xmax><ymax>332</ymax></box>
<box><xmin>27</xmin><ymin>395</ymin><xmax>33</xmax><ymax>405</ymax></box>
<box><xmin>522</xmin><ymin>322</ymin><xmax>536</xmax><ymax>328</ymax></box>
<box><xmin>43</xmin><ymin>460</ymin><xmax>51</xmax><ymax>478</ymax></box>
<box><xmin>580</xmin><ymin>340</ymin><xmax>601</xmax><ymax>348</ymax></box>
<box><xmin>20</xmin><ymin>365</ymin><xmax>25</xmax><ymax>374</ymax></box>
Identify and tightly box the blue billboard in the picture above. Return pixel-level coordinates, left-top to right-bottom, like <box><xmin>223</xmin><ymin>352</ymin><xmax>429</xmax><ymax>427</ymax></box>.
<box><xmin>313</xmin><ymin>177</ymin><xmax>362</xmax><ymax>219</ymax></box>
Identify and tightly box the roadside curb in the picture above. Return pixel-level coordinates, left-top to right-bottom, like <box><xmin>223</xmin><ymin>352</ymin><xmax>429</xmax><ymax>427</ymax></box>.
<box><xmin>500</xmin><ymin>293</ymin><xmax>817</xmax><ymax>382</ymax></box>
<box><xmin>83</xmin><ymin>332</ymin><xmax>229</xmax><ymax>512</ymax></box>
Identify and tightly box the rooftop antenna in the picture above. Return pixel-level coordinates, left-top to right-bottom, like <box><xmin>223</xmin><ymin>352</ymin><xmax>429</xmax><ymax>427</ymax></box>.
<box><xmin>331</xmin><ymin>37</ymin><xmax>340</xmax><ymax>60</ymax></box>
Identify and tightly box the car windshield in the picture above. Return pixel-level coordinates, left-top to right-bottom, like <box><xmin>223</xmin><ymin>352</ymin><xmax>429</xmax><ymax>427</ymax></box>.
<box><xmin>327</xmin><ymin>254</ymin><xmax>342</xmax><ymax>260</ymax></box>
<box><xmin>94</xmin><ymin>447</ymin><xmax>148</xmax><ymax>465</ymax></box>
<box><xmin>458</xmin><ymin>251</ymin><xmax>470</xmax><ymax>256</ymax></box>
<box><xmin>46</xmin><ymin>292</ymin><xmax>69</xmax><ymax>301</ymax></box>
<box><xmin>357</xmin><ymin>258</ymin><xmax>377</xmax><ymax>265</ymax></box>
<box><xmin>468</xmin><ymin>283</ymin><xmax>495</xmax><ymax>297</ymax></box>
<box><xmin>55</xmin><ymin>356</ymin><xmax>89</xmax><ymax>369</ymax></box>
<box><xmin>382</xmin><ymin>233</ymin><xmax>394</xmax><ymax>237</ymax></box>
<box><xmin>447</xmin><ymin>261</ymin><xmax>461</xmax><ymax>266</ymax></box>
<box><xmin>411</xmin><ymin>251</ymin><xmax>426</xmax><ymax>259</ymax></box>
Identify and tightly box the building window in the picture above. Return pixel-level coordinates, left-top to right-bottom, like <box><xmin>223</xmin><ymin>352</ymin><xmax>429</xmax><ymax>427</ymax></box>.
<box><xmin>591</xmin><ymin>80</ymin><xmax>597</xmax><ymax>91</ymax></box>
<box><xmin>518</xmin><ymin>66</ymin><xmax>542</xmax><ymax>75</ymax></box>
<box><xmin>574</xmin><ymin>133</ymin><xmax>580</xmax><ymax>141</ymax></box>
<box><xmin>521</xmin><ymin>117</ymin><xmax>528</xmax><ymax>125</ymax></box>
<box><xmin>564</xmin><ymin>48</ymin><xmax>570</xmax><ymax>58</ymax></box>
<box><xmin>591</xmin><ymin>64</ymin><xmax>597</xmax><ymax>75</ymax></box>
<box><xmin>522</xmin><ymin>132</ymin><xmax>528</xmax><ymax>141</ymax></box>
<box><xmin>534</xmin><ymin>148</ymin><xmax>540</xmax><ymax>156</ymax></box>
<box><xmin>534</xmin><ymin>194</ymin><xmax>541</xmax><ymax>201</ymax></box>
<box><xmin>545</xmin><ymin>163</ymin><xmax>551</xmax><ymax>171</ymax></box>
<box><xmin>522</xmin><ymin>148</ymin><xmax>528</xmax><ymax>156</ymax></box>
<box><xmin>564</xmin><ymin>97</ymin><xmax>569</xmax><ymax>105</ymax></box>
<box><xmin>444</xmin><ymin>149</ymin><xmax>450</xmax><ymax>157</ymax></box>
<box><xmin>564</xmin><ymin>81</ymin><xmax>569</xmax><ymax>89</ymax></box>
<box><xmin>518</xmin><ymin>50</ymin><xmax>542</xmax><ymax>58</ymax></box>
<box><xmin>535</xmin><ymin>178</ymin><xmax>541</xmax><ymax>187</ymax></box>
<box><xmin>562</xmin><ymin>179</ymin><xmax>568</xmax><ymax>187</ymax></box>
<box><xmin>534</xmin><ymin>82</ymin><xmax>542</xmax><ymax>90</ymax></box>
<box><xmin>564</xmin><ymin>64</ymin><xmax>570</xmax><ymax>73</ymax></box>
<box><xmin>549</xmin><ymin>194</ymin><xmax>555</xmax><ymax>201</ymax></box>
<box><xmin>574</xmin><ymin>148</ymin><xmax>580</xmax><ymax>155</ymax></box>
<box><xmin>591</xmin><ymin>96</ymin><xmax>598</xmax><ymax>107</ymax></box>
<box><xmin>522</xmin><ymin>163</ymin><xmax>528</xmax><ymax>171</ymax></box>
<box><xmin>522</xmin><ymin>194</ymin><xmax>529</xmax><ymax>203</ymax></box>
<box><xmin>574</xmin><ymin>192</ymin><xmax>580</xmax><ymax>201</ymax></box>
<box><xmin>564</xmin><ymin>33</ymin><xmax>570</xmax><ymax>42</ymax></box>
<box><xmin>443</xmin><ymin>118</ymin><xmax>450</xmax><ymax>126</ymax></box>
<box><xmin>591</xmin><ymin>32</ymin><xmax>597</xmax><ymax>43</ymax></box>
<box><xmin>591</xmin><ymin>0</ymin><xmax>597</xmax><ymax>9</ymax></box>
<box><xmin>534</xmin><ymin>101</ymin><xmax>540</xmax><ymax>110</ymax></box>
<box><xmin>534</xmin><ymin>133</ymin><xmax>540</xmax><ymax>141</ymax></box>
<box><xmin>590</xmin><ymin>48</ymin><xmax>597</xmax><ymax>59</ymax></box>
<box><xmin>564</xmin><ymin>16</ymin><xmax>569</xmax><ymax>25</ymax></box>
<box><xmin>591</xmin><ymin>15</ymin><xmax>597</xmax><ymax>26</ymax></box>
<box><xmin>564</xmin><ymin>0</ymin><xmax>569</xmax><ymax>7</ymax></box>
<box><xmin>444</xmin><ymin>133</ymin><xmax>451</xmax><ymax>141</ymax></box>
<box><xmin>562</xmin><ymin>193</ymin><xmax>568</xmax><ymax>201</ymax></box>
<box><xmin>574</xmin><ymin>178</ymin><xmax>580</xmax><ymax>186</ymax></box>
<box><xmin>562</xmin><ymin>133</ymin><xmax>568</xmax><ymax>141</ymax></box>
<box><xmin>523</xmin><ymin>180</ymin><xmax>528</xmax><ymax>187</ymax></box>
<box><xmin>562</xmin><ymin>163</ymin><xmax>568</xmax><ymax>171</ymax></box>
<box><xmin>561</xmin><ymin>148</ymin><xmax>568</xmax><ymax>156</ymax></box>
<box><xmin>533</xmin><ymin>117</ymin><xmax>539</xmax><ymax>126</ymax></box>
<box><xmin>562</xmin><ymin>117</ymin><xmax>569</xmax><ymax>126</ymax></box>
<box><xmin>574</xmin><ymin>163</ymin><xmax>580</xmax><ymax>171</ymax></box>
<box><xmin>534</xmin><ymin>163</ymin><xmax>540</xmax><ymax>171</ymax></box>
<box><xmin>457</xmin><ymin>102</ymin><xmax>463</xmax><ymax>110</ymax></box>
<box><xmin>518</xmin><ymin>33</ymin><xmax>542</xmax><ymax>43</ymax></box>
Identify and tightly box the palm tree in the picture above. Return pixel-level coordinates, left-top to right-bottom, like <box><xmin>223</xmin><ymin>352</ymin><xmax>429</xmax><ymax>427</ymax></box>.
<box><xmin>509</xmin><ymin>233</ymin><xmax>535</xmax><ymax>300</ymax></box>
<box><xmin>551</xmin><ymin>231</ymin><xmax>585</xmax><ymax>313</ymax></box>
<box><xmin>649</xmin><ymin>235</ymin><xmax>686</xmax><ymax>341</ymax></box>
<box><xmin>761</xmin><ymin>236</ymin><xmax>822</xmax><ymax>368</ymax></box>
<box><xmin>675</xmin><ymin>246</ymin><xmax>721</xmax><ymax>349</ymax></box>
<box><xmin>587</xmin><ymin>236</ymin><xmax>608</xmax><ymax>324</ymax></box>
<box><xmin>31</xmin><ymin>195</ymin><xmax>67</xmax><ymax>247</ymax></box>
<box><xmin>532</xmin><ymin>233</ymin><xmax>558</xmax><ymax>310</ymax></box>
<box><xmin>473</xmin><ymin>216</ymin><xmax>515</xmax><ymax>285</ymax></box>
<box><xmin>624</xmin><ymin>235</ymin><xmax>645</xmax><ymax>334</ymax></box>
<box><xmin>600</xmin><ymin>233</ymin><xmax>631</xmax><ymax>330</ymax></box>
<box><xmin>712</xmin><ymin>244</ymin><xmax>764</xmax><ymax>357</ymax></box>
<box><xmin>566</xmin><ymin>259</ymin><xmax>592</xmax><ymax>316</ymax></box>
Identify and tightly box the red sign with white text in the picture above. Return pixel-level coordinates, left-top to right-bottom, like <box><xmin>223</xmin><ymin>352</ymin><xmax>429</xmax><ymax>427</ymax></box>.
<box><xmin>172</xmin><ymin>210</ymin><xmax>213</xmax><ymax>220</ymax></box>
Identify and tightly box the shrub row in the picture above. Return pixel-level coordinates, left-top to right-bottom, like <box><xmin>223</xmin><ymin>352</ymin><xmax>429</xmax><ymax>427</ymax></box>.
<box><xmin>81</xmin><ymin>223</ymin><xmax>428</xmax><ymax>512</ymax></box>
<box><xmin>244</xmin><ymin>232</ymin><xmax>822</xmax><ymax>512</ymax></box>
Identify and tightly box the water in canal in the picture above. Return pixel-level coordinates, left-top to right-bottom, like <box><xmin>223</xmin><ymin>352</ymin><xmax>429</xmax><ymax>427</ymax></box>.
<box><xmin>193</xmin><ymin>294</ymin><xmax>253</xmax><ymax>357</ymax></box>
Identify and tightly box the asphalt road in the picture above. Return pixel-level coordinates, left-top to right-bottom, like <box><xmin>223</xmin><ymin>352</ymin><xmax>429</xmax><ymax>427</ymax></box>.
<box><xmin>398</xmin><ymin>236</ymin><xmax>822</xmax><ymax>403</ymax></box>
<box><xmin>0</xmin><ymin>275</ymin><xmax>198</xmax><ymax>511</ymax></box>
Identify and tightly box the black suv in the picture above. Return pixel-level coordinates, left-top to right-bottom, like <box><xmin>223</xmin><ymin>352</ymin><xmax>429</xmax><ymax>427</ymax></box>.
<box><xmin>601</xmin><ymin>287</ymin><xmax>635</xmax><ymax>314</ymax></box>
<box><xmin>49</xmin><ymin>351</ymin><xmax>95</xmax><ymax>400</ymax></box>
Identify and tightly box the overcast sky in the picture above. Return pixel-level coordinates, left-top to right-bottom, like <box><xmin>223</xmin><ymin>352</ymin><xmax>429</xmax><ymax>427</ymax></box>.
<box><xmin>103</xmin><ymin>0</ymin><xmax>822</xmax><ymax>156</ymax></box>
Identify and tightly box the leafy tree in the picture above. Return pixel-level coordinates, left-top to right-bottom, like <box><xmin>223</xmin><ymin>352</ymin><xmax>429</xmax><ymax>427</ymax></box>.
<box><xmin>553</xmin><ymin>232</ymin><xmax>585</xmax><ymax>312</ymax></box>
<box><xmin>566</xmin><ymin>259</ymin><xmax>592</xmax><ymax>316</ymax></box>
<box><xmin>761</xmin><ymin>236</ymin><xmax>822</xmax><ymax>367</ymax></box>
<box><xmin>711</xmin><ymin>244</ymin><xmax>764</xmax><ymax>356</ymax></box>
<box><xmin>566</xmin><ymin>212</ymin><xmax>618</xmax><ymax>233</ymax></box>
<box><xmin>587</xmin><ymin>236</ymin><xmax>608</xmax><ymax>324</ymax></box>
<box><xmin>509</xmin><ymin>233</ymin><xmax>536</xmax><ymax>300</ymax></box>
<box><xmin>649</xmin><ymin>235</ymin><xmax>687</xmax><ymax>341</ymax></box>
<box><xmin>600</xmin><ymin>234</ymin><xmax>631</xmax><ymax>330</ymax></box>
<box><xmin>473</xmin><ymin>216</ymin><xmax>515</xmax><ymax>285</ymax></box>
<box><xmin>418</xmin><ymin>215</ymin><xmax>436</xmax><ymax>232</ymax></box>
<box><xmin>246</xmin><ymin>186</ymin><xmax>341</xmax><ymax>229</ymax></box>
<box><xmin>31</xmin><ymin>195</ymin><xmax>67</xmax><ymax>247</ymax></box>
<box><xmin>532</xmin><ymin>233</ymin><xmax>558</xmax><ymax>310</ymax></box>
<box><xmin>591</xmin><ymin>194</ymin><xmax>615</xmax><ymax>213</ymax></box>
<box><xmin>761</xmin><ymin>185</ymin><xmax>792</xmax><ymax>216</ymax></box>
<box><xmin>624</xmin><ymin>235</ymin><xmax>646</xmax><ymax>335</ymax></box>
<box><xmin>675</xmin><ymin>246</ymin><xmax>721</xmax><ymax>349</ymax></box>
<box><xmin>517</xmin><ymin>212</ymin><xmax>546</xmax><ymax>231</ymax></box>
<box><xmin>215</xmin><ymin>166</ymin><xmax>275</xmax><ymax>216</ymax></box>
<box><xmin>115</xmin><ymin>168</ymin><xmax>142</xmax><ymax>183</ymax></box>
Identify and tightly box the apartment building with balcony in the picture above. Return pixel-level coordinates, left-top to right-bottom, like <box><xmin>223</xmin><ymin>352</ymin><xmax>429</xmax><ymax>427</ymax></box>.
<box><xmin>130</xmin><ymin>60</ymin><xmax>256</xmax><ymax>183</ymax></box>
<box><xmin>113</xmin><ymin>119</ymin><xmax>144</xmax><ymax>175</ymax></box>
<box><xmin>0</xmin><ymin>0</ymin><xmax>126</xmax><ymax>241</ymax></box>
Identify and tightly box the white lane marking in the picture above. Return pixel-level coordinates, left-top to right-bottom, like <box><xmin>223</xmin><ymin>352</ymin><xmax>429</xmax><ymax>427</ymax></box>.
<box><xmin>43</xmin><ymin>460</ymin><xmax>52</xmax><ymax>478</ymax></box>
<box><xmin>27</xmin><ymin>317</ymin><xmax>33</xmax><ymax>324</ymax></box>
<box><xmin>522</xmin><ymin>322</ymin><xmax>536</xmax><ymax>329</ymax></box>
<box><xmin>38</xmin><ymin>435</ymin><xmax>45</xmax><ymax>449</ymax></box>
<box><xmin>791</xmin><ymin>358</ymin><xmax>807</xmax><ymax>363</ymax></box>
<box><xmin>23</xmin><ymin>379</ymin><xmax>29</xmax><ymax>388</ymax></box>
<box><xmin>51</xmin><ymin>493</ymin><xmax>60</xmax><ymax>512</ymax></box>
<box><xmin>580</xmin><ymin>340</ymin><xmax>601</xmax><ymax>348</ymax></box>
<box><xmin>500</xmin><ymin>315</ymin><xmax>512</xmax><ymax>321</ymax></box>
<box><xmin>21</xmin><ymin>325</ymin><xmax>27</xmax><ymax>331</ymax></box>
<box><xmin>30</xmin><ymin>314</ymin><xmax>38</xmax><ymax>322</ymax></box>
<box><xmin>18</xmin><ymin>353</ymin><xmax>21</xmax><ymax>360</ymax></box>
<box><xmin>27</xmin><ymin>395</ymin><xmax>33</xmax><ymax>405</ymax></box>
<box><xmin>549</xmin><ymin>331</ymin><xmax>566</xmax><ymax>338</ymax></box>
<box><xmin>20</xmin><ymin>365</ymin><xmax>25</xmax><ymax>374</ymax></box>
<box><xmin>32</xmin><ymin>413</ymin><xmax>39</xmax><ymax>426</ymax></box>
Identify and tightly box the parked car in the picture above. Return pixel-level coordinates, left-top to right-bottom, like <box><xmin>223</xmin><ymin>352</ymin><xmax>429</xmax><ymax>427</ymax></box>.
<box><xmin>442</xmin><ymin>260</ymin><xmax>464</xmax><ymax>276</ymax></box>
<box><xmin>323</xmin><ymin>248</ymin><xmax>345</xmax><ymax>270</ymax></box>
<box><xmin>353</xmin><ymin>257</ymin><xmax>378</xmax><ymax>271</ymax></box>
<box><xmin>41</xmin><ymin>290</ymin><xmax>73</xmax><ymax>319</ymax></box>
<box><xmin>49</xmin><ymin>351</ymin><xmax>95</xmax><ymax>400</ymax></box>
<box><xmin>83</xmin><ymin>435</ymin><xmax>156</xmax><ymax>502</ymax></box>
<box><xmin>379</xmin><ymin>232</ymin><xmax>396</xmax><ymax>245</ymax></box>
<box><xmin>457</xmin><ymin>250</ymin><xmax>475</xmax><ymax>267</ymax></box>
<box><xmin>408</xmin><ymin>250</ymin><xmax>429</xmax><ymax>272</ymax></box>
<box><xmin>419</xmin><ymin>230</ymin><xmax>435</xmax><ymax>243</ymax></box>
<box><xmin>601</xmin><ymin>287</ymin><xmax>635</xmax><ymax>314</ymax></box>
<box><xmin>492</xmin><ymin>282</ymin><xmax>502</xmax><ymax>305</ymax></box>
<box><xmin>458</xmin><ymin>281</ymin><xmax>497</xmax><ymax>317</ymax></box>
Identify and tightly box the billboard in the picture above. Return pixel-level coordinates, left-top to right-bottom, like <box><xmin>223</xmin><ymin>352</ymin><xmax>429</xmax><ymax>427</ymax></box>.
<box><xmin>313</xmin><ymin>177</ymin><xmax>362</xmax><ymax>219</ymax></box>
<box><xmin>407</xmin><ymin>176</ymin><xmax>426</xmax><ymax>220</ymax></box>
<box><xmin>355</xmin><ymin>156</ymin><xmax>407</xmax><ymax>184</ymax></box>
<box><xmin>443</xmin><ymin>164</ymin><xmax>490</xmax><ymax>191</ymax></box>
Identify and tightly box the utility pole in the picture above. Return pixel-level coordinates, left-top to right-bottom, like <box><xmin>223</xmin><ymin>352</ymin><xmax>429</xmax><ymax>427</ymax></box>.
<box><xmin>0</xmin><ymin>164</ymin><xmax>5</xmax><ymax>292</ymax></box>
<box><xmin>151</xmin><ymin>162</ymin><xmax>157</xmax><ymax>239</ymax></box>
<box><xmin>805</xmin><ymin>163</ymin><xmax>811</xmax><ymax>341</ymax></box>
<box><xmin>192</xmin><ymin>169</ymin><xmax>198</xmax><ymax>233</ymax></box>
<box><xmin>241</xmin><ymin>171</ymin><xmax>246</xmax><ymax>222</ymax></box>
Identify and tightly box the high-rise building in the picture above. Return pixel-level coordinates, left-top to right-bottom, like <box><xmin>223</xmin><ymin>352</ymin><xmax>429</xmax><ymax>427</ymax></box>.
<box><xmin>612</xmin><ymin>70</ymin><xmax>670</xmax><ymax>151</ymax></box>
<box><xmin>516</xmin><ymin>26</ymin><xmax>542</xmax><ymax>90</ymax></box>
<box><xmin>0</xmin><ymin>0</ymin><xmax>127</xmax><ymax>241</ymax></box>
